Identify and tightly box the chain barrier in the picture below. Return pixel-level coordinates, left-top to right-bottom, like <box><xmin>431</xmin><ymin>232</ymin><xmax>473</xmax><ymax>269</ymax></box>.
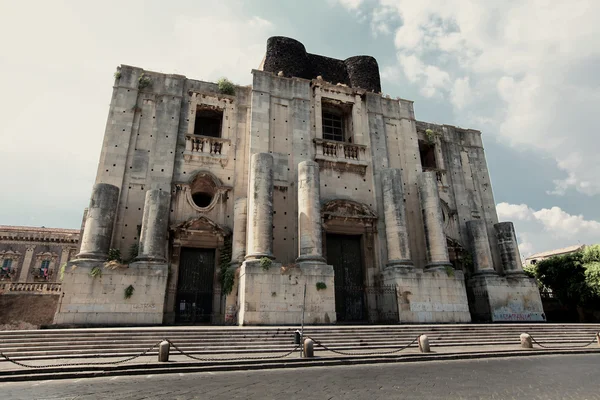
<box><xmin>527</xmin><ymin>331</ymin><xmax>600</xmax><ymax>349</ymax></box>
<box><xmin>303</xmin><ymin>334</ymin><xmax>421</xmax><ymax>356</ymax></box>
<box><xmin>166</xmin><ymin>339</ymin><xmax>301</xmax><ymax>361</ymax></box>
<box><xmin>0</xmin><ymin>340</ymin><xmax>164</xmax><ymax>369</ymax></box>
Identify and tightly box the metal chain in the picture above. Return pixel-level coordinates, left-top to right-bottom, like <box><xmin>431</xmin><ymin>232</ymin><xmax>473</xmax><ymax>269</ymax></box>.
<box><xmin>303</xmin><ymin>335</ymin><xmax>421</xmax><ymax>356</ymax></box>
<box><xmin>527</xmin><ymin>331</ymin><xmax>600</xmax><ymax>349</ymax></box>
<box><xmin>0</xmin><ymin>340</ymin><xmax>164</xmax><ymax>369</ymax></box>
<box><xmin>166</xmin><ymin>339</ymin><xmax>300</xmax><ymax>361</ymax></box>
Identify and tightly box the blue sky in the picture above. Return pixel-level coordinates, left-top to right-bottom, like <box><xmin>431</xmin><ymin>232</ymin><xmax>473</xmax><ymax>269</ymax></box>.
<box><xmin>1</xmin><ymin>0</ymin><xmax>599</xmax><ymax>257</ymax></box>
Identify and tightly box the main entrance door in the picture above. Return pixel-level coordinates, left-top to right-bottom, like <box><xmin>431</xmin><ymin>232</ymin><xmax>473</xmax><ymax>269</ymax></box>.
<box><xmin>326</xmin><ymin>234</ymin><xmax>366</xmax><ymax>322</ymax></box>
<box><xmin>175</xmin><ymin>248</ymin><xmax>216</xmax><ymax>324</ymax></box>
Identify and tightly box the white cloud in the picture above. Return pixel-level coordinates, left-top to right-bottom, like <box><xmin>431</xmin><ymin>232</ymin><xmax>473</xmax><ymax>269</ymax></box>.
<box><xmin>353</xmin><ymin>0</ymin><xmax>600</xmax><ymax>196</ymax></box>
<box><xmin>336</xmin><ymin>0</ymin><xmax>364</xmax><ymax>10</ymax></box>
<box><xmin>497</xmin><ymin>202</ymin><xmax>600</xmax><ymax>258</ymax></box>
<box><xmin>0</xmin><ymin>1</ymin><xmax>274</xmax><ymax>228</ymax></box>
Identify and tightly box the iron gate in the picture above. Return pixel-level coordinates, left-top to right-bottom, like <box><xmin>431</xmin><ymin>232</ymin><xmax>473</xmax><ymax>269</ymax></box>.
<box><xmin>175</xmin><ymin>248</ymin><xmax>216</xmax><ymax>324</ymax></box>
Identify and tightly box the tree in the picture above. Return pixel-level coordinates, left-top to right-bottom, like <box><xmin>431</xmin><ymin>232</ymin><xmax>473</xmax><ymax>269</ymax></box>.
<box><xmin>582</xmin><ymin>244</ymin><xmax>600</xmax><ymax>297</ymax></box>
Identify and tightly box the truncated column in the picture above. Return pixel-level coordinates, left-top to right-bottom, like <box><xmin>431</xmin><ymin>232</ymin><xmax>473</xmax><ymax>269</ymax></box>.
<box><xmin>467</xmin><ymin>220</ymin><xmax>497</xmax><ymax>275</ymax></box>
<box><xmin>76</xmin><ymin>183</ymin><xmax>120</xmax><ymax>261</ymax></box>
<box><xmin>381</xmin><ymin>168</ymin><xmax>412</xmax><ymax>268</ymax></box>
<box><xmin>297</xmin><ymin>160</ymin><xmax>325</xmax><ymax>264</ymax></box>
<box><xmin>230</xmin><ymin>197</ymin><xmax>248</xmax><ymax>266</ymax></box>
<box><xmin>136</xmin><ymin>189</ymin><xmax>171</xmax><ymax>262</ymax></box>
<box><xmin>495</xmin><ymin>222</ymin><xmax>525</xmax><ymax>275</ymax></box>
<box><xmin>418</xmin><ymin>171</ymin><xmax>451</xmax><ymax>269</ymax></box>
<box><xmin>245</xmin><ymin>153</ymin><xmax>274</xmax><ymax>260</ymax></box>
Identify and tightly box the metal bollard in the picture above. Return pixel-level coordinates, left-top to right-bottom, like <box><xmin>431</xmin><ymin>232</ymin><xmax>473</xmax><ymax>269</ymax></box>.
<box><xmin>418</xmin><ymin>335</ymin><xmax>430</xmax><ymax>353</ymax></box>
<box><xmin>303</xmin><ymin>338</ymin><xmax>315</xmax><ymax>358</ymax></box>
<box><xmin>158</xmin><ymin>340</ymin><xmax>170</xmax><ymax>362</ymax></box>
<box><xmin>294</xmin><ymin>330</ymin><xmax>302</xmax><ymax>345</ymax></box>
<box><xmin>520</xmin><ymin>333</ymin><xmax>533</xmax><ymax>349</ymax></box>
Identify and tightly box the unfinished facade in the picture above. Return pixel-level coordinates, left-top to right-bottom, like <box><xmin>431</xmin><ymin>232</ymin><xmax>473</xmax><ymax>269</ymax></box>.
<box><xmin>54</xmin><ymin>37</ymin><xmax>544</xmax><ymax>326</ymax></box>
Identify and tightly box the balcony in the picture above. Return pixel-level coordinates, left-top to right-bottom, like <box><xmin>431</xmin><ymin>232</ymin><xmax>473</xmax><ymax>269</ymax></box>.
<box><xmin>314</xmin><ymin>138</ymin><xmax>368</xmax><ymax>176</ymax></box>
<box><xmin>184</xmin><ymin>135</ymin><xmax>231</xmax><ymax>166</ymax></box>
<box><xmin>0</xmin><ymin>282</ymin><xmax>61</xmax><ymax>295</ymax></box>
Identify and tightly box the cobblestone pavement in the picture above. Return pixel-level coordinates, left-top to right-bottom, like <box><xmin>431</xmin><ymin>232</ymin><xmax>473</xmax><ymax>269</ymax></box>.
<box><xmin>2</xmin><ymin>354</ymin><xmax>599</xmax><ymax>400</ymax></box>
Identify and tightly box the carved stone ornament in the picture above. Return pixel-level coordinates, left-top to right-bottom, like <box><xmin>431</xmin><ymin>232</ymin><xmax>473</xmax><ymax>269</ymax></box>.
<box><xmin>170</xmin><ymin>216</ymin><xmax>232</xmax><ymax>239</ymax></box>
<box><xmin>175</xmin><ymin>171</ymin><xmax>232</xmax><ymax>213</ymax></box>
<box><xmin>322</xmin><ymin>199</ymin><xmax>377</xmax><ymax>222</ymax></box>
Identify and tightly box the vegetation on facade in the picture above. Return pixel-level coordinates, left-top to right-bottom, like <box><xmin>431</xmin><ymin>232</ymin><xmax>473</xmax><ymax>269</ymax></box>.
<box><xmin>444</xmin><ymin>265</ymin><xmax>455</xmax><ymax>278</ymax></box>
<box><xmin>89</xmin><ymin>266</ymin><xmax>102</xmax><ymax>278</ymax></box>
<box><xmin>316</xmin><ymin>282</ymin><xmax>327</xmax><ymax>290</ymax></box>
<box><xmin>526</xmin><ymin>244</ymin><xmax>600</xmax><ymax>310</ymax></box>
<box><xmin>425</xmin><ymin>128</ymin><xmax>438</xmax><ymax>144</ymax></box>
<box><xmin>104</xmin><ymin>244</ymin><xmax>139</xmax><ymax>269</ymax></box>
<box><xmin>217</xmin><ymin>78</ymin><xmax>236</xmax><ymax>95</ymax></box>
<box><xmin>59</xmin><ymin>263</ymin><xmax>67</xmax><ymax>281</ymax></box>
<box><xmin>124</xmin><ymin>285</ymin><xmax>135</xmax><ymax>299</ymax></box>
<box><xmin>138</xmin><ymin>73</ymin><xmax>152</xmax><ymax>89</ymax></box>
<box><xmin>114</xmin><ymin>71</ymin><xmax>121</xmax><ymax>80</ymax></box>
<box><xmin>218</xmin><ymin>235</ymin><xmax>235</xmax><ymax>296</ymax></box>
<box><xmin>260</xmin><ymin>257</ymin><xmax>272</xmax><ymax>271</ymax></box>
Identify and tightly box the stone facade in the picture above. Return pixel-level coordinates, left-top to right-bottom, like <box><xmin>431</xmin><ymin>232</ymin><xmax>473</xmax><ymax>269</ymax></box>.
<box><xmin>54</xmin><ymin>36</ymin><xmax>543</xmax><ymax>326</ymax></box>
<box><xmin>0</xmin><ymin>226</ymin><xmax>79</xmax><ymax>285</ymax></box>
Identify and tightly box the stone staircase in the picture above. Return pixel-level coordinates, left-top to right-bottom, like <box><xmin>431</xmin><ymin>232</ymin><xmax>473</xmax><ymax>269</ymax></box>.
<box><xmin>1</xmin><ymin>323</ymin><xmax>599</xmax><ymax>361</ymax></box>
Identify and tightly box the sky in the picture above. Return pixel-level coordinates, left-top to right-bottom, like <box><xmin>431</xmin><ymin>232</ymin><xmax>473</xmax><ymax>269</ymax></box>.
<box><xmin>1</xmin><ymin>0</ymin><xmax>599</xmax><ymax>259</ymax></box>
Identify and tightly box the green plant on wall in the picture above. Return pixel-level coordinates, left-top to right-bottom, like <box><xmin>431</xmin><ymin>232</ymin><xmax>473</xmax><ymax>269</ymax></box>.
<box><xmin>316</xmin><ymin>282</ymin><xmax>327</xmax><ymax>290</ymax></box>
<box><xmin>114</xmin><ymin>71</ymin><xmax>121</xmax><ymax>80</ymax></box>
<box><xmin>217</xmin><ymin>78</ymin><xmax>235</xmax><ymax>95</ymax></box>
<box><xmin>138</xmin><ymin>73</ymin><xmax>152</xmax><ymax>89</ymax></box>
<box><xmin>59</xmin><ymin>263</ymin><xmax>67</xmax><ymax>281</ymax></box>
<box><xmin>260</xmin><ymin>257</ymin><xmax>272</xmax><ymax>271</ymax></box>
<box><xmin>90</xmin><ymin>266</ymin><xmax>102</xmax><ymax>278</ymax></box>
<box><xmin>124</xmin><ymin>285</ymin><xmax>135</xmax><ymax>299</ymax></box>
<box><xmin>219</xmin><ymin>235</ymin><xmax>234</xmax><ymax>296</ymax></box>
<box><xmin>425</xmin><ymin>128</ymin><xmax>437</xmax><ymax>144</ymax></box>
<box><xmin>444</xmin><ymin>266</ymin><xmax>455</xmax><ymax>278</ymax></box>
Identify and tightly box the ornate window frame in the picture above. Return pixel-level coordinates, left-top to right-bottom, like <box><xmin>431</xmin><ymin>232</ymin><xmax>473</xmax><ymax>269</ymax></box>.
<box><xmin>31</xmin><ymin>251</ymin><xmax>58</xmax><ymax>281</ymax></box>
<box><xmin>0</xmin><ymin>250</ymin><xmax>20</xmax><ymax>281</ymax></box>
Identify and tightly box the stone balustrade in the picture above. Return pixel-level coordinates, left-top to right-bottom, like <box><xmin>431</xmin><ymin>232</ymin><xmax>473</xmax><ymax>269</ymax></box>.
<box><xmin>185</xmin><ymin>135</ymin><xmax>230</xmax><ymax>156</ymax></box>
<box><xmin>314</xmin><ymin>138</ymin><xmax>366</xmax><ymax>161</ymax></box>
<box><xmin>0</xmin><ymin>282</ymin><xmax>61</xmax><ymax>294</ymax></box>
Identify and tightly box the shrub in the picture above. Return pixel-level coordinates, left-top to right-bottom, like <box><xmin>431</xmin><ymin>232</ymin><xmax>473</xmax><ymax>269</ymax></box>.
<box><xmin>217</xmin><ymin>78</ymin><xmax>235</xmax><ymax>95</ymax></box>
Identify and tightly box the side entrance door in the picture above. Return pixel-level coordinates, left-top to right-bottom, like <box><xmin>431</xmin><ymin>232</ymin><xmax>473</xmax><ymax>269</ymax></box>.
<box><xmin>175</xmin><ymin>248</ymin><xmax>215</xmax><ymax>324</ymax></box>
<box><xmin>326</xmin><ymin>234</ymin><xmax>366</xmax><ymax>322</ymax></box>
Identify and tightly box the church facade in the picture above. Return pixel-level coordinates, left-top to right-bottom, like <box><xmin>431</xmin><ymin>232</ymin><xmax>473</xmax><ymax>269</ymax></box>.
<box><xmin>54</xmin><ymin>37</ymin><xmax>544</xmax><ymax>326</ymax></box>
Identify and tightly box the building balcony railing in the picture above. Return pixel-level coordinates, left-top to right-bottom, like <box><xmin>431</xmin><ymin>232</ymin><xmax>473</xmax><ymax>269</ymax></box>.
<box><xmin>184</xmin><ymin>135</ymin><xmax>231</xmax><ymax>166</ymax></box>
<box><xmin>0</xmin><ymin>282</ymin><xmax>61</xmax><ymax>295</ymax></box>
<box><xmin>314</xmin><ymin>138</ymin><xmax>368</xmax><ymax>176</ymax></box>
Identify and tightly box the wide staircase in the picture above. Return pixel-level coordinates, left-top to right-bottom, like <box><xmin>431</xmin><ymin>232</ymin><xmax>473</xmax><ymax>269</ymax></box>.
<box><xmin>0</xmin><ymin>324</ymin><xmax>599</xmax><ymax>361</ymax></box>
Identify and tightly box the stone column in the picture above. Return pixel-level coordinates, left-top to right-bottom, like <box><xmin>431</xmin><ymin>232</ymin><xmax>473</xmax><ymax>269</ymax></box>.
<box><xmin>76</xmin><ymin>183</ymin><xmax>119</xmax><ymax>261</ymax></box>
<box><xmin>495</xmin><ymin>222</ymin><xmax>525</xmax><ymax>275</ymax></box>
<box><xmin>18</xmin><ymin>246</ymin><xmax>35</xmax><ymax>282</ymax></box>
<box><xmin>381</xmin><ymin>168</ymin><xmax>413</xmax><ymax>268</ymax></box>
<box><xmin>297</xmin><ymin>160</ymin><xmax>325</xmax><ymax>264</ymax></box>
<box><xmin>230</xmin><ymin>197</ymin><xmax>248</xmax><ymax>266</ymax></box>
<box><xmin>467</xmin><ymin>220</ymin><xmax>497</xmax><ymax>275</ymax></box>
<box><xmin>245</xmin><ymin>153</ymin><xmax>274</xmax><ymax>260</ymax></box>
<box><xmin>418</xmin><ymin>171</ymin><xmax>451</xmax><ymax>269</ymax></box>
<box><xmin>136</xmin><ymin>189</ymin><xmax>171</xmax><ymax>262</ymax></box>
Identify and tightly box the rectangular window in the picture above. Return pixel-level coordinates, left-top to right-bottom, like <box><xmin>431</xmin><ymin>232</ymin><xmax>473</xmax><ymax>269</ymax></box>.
<box><xmin>193</xmin><ymin>107</ymin><xmax>223</xmax><ymax>138</ymax></box>
<box><xmin>41</xmin><ymin>260</ymin><xmax>50</xmax><ymax>270</ymax></box>
<box><xmin>419</xmin><ymin>140</ymin><xmax>437</xmax><ymax>169</ymax></box>
<box><xmin>322</xmin><ymin>112</ymin><xmax>345</xmax><ymax>142</ymax></box>
<box><xmin>2</xmin><ymin>259</ymin><xmax>12</xmax><ymax>269</ymax></box>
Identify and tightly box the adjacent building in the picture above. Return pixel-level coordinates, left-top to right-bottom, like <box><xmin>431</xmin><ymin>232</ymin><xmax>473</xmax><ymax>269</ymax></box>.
<box><xmin>53</xmin><ymin>37</ymin><xmax>545</xmax><ymax>326</ymax></box>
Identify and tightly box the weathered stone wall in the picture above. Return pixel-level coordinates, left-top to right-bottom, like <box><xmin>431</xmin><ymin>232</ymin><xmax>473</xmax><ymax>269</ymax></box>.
<box><xmin>0</xmin><ymin>294</ymin><xmax>60</xmax><ymax>328</ymax></box>
<box><xmin>54</xmin><ymin>260</ymin><xmax>168</xmax><ymax>326</ymax></box>
<box><xmin>238</xmin><ymin>262</ymin><xmax>335</xmax><ymax>325</ymax></box>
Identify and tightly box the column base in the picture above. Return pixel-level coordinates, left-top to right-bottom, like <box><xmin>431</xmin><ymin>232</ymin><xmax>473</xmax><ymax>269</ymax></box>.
<box><xmin>425</xmin><ymin>261</ymin><xmax>452</xmax><ymax>271</ymax></box>
<box><xmin>73</xmin><ymin>251</ymin><xmax>108</xmax><ymax>262</ymax></box>
<box><xmin>385</xmin><ymin>259</ymin><xmax>414</xmax><ymax>269</ymax></box>
<box><xmin>296</xmin><ymin>254</ymin><xmax>326</xmax><ymax>264</ymax></box>
<box><xmin>245</xmin><ymin>252</ymin><xmax>275</xmax><ymax>261</ymax></box>
<box><xmin>472</xmin><ymin>269</ymin><xmax>499</xmax><ymax>276</ymax></box>
<box><xmin>134</xmin><ymin>255</ymin><xmax>167</xmax><ymax>264</ymax></box>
